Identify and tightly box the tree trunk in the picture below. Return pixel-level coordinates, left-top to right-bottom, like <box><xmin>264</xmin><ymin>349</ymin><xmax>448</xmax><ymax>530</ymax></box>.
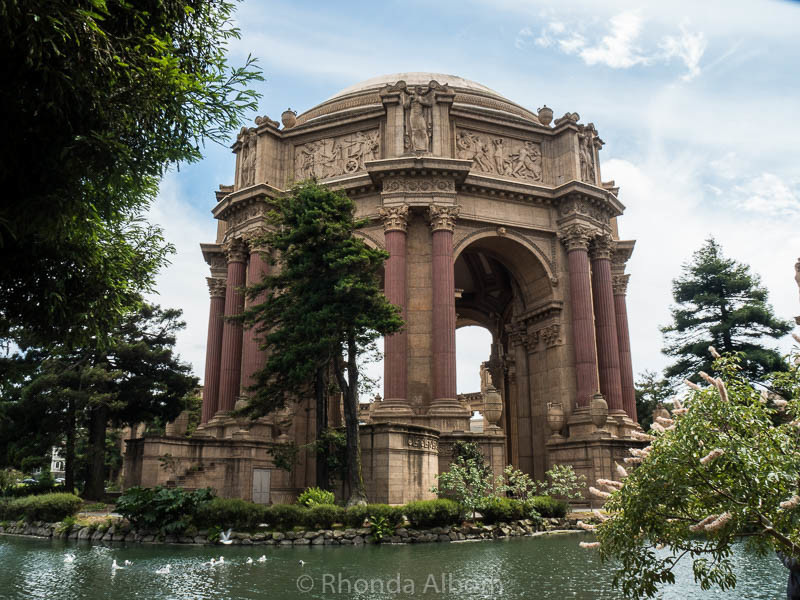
<box><xmin>84</xmin><ymin>404</ymin><xmax>108</xmax><ymax>500</ymax></box>
<box><xmin>334</xmin><ymin>335</ymin><xmax>366</xmax><ymax>506</ymax></box>
<box><xmin>64</xmin><ymin>393</ymin><xmax>75</xmax><ymax>493</ymax></box>
<box><xmin>314</xmin><ymin>365</ymin><xmax>330</xmax><ymax>489</ymax></box>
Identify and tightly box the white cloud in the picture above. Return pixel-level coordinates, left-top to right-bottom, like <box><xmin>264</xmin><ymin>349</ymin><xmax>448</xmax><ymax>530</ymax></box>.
<box><xmin>731</xmin><ymin>172</ymin><xmax>800</xmax><ymax>216</ymax></box>
<box><xmin>515</xmin><ymin>26</ymin><xmax>533</xmax><ymax>49</ymax></box>
<box><xmin>577</xmin><ymin>11</ymin><xmax>648</xmax><ymax>69</ymax></box>
<box><xmin>660</xmin><ymin>21</ymin><xmax>707</xmax><ymax>81</ymax></box>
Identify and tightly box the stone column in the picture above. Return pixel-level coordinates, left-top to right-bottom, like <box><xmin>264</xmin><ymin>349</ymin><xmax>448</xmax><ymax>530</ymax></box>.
<box><xmin>559</xmin><ymin>224</ymin><xmax>599</xmax><ymax>408</ymax></box>
<box><xmin>509</xmin><ymin>324</ymin><xmax>532</xmax><ymax>474</ymax></box>
<box><xmin>201</xmin><ymin>277</ymin><xmax>226</xmax><ymax>424</ymax></box>
<box><xmin>241</xmin><ymin>238</ymin><xmax>269</xmax><ymax>394</ymax></box>
<box><xmin>375</xmin><ymin>205</ymin><xmax>413</xmax><ymax>416</ymax></box>
<box><xmin>428</xmin><ymin>205</ymin><xmax>463</xmax><ymax>415</ymax></box>
<box><xmin>216</xmin><ymin>238</ymin><xmax>248</xmax><ymax>414</ymax></box>
<box><xmin>613</xmin><ymin>274</ymin><xmax>637</xmax><ymax>421</ymax></box>
<box><xmin>590</xmin><ymin>234</ymin><xmax>625</xmax><ymax>415</ymax></box>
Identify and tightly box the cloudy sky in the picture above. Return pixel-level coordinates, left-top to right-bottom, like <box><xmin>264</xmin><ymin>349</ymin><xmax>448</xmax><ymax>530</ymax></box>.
<box><xmin>148</xmin><ymin>0</ymin><xmax>800</xmax><ymax>395</ymax></box>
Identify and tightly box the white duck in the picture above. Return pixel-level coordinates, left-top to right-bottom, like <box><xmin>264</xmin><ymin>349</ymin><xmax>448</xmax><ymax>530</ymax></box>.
<box><xmin>64</xmin><ymin>554</ymin><xmax>75</xmax><ymax>564</ymax></box>
<box><xmin>219</xmin><ymin>529</ymin><xmax>233</xmax><ymax>545</ymax></box>
<box><xmin>246</xmin><ymin>557</ymin><xmax>253</xmax><ymax>564</ymax></box>
<box><xmin>124</xmin><ymin>560</ymin><xmax>133</xmax><ymax>566</ymax></box>
<box><xmin>111</xmin><ymin>559</ymin><xmax>123</xmax><ymax>571</ymax></box>
<box><xmin>155</xmin><ymin>564</ymin><xmax>171</xmax><ymax>575</ymax></box>
<box><xmin>257</xmin><ymin>555</ymin><xmax>267</xmax><ymax>563</ymax></box>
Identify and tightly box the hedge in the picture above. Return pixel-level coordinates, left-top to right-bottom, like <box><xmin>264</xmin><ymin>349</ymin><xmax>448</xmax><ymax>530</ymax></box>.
<box><xmin>0</xmin><ymin>493</ymin><xmax>82</xmax><ymax>522</ymax></box>
<box><xmin>196</xmin><ymin>497</ymin><xmax>266</xmax><ymax>530</ymax></box>
<box><xmin>479</xmin><ymin>497</ymin><xmax>525</xmax><ymax>524</ymax></box>
<box><xmin>403</xmin><ymin>499</ymin><xmax>462</xmax><ymax>528</ymax></box>
<box><xmin>527</xmin><ymin>495</ymin><xmax>568</xmax><ymax>518</ymax></box>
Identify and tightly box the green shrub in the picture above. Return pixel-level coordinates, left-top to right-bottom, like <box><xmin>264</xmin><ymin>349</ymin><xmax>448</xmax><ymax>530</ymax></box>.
<box><xmin>296</xmin><ymin>486</ymin><xmax>335</xmax><ymax>507</ymax></box>
<box><xmin>115</xmin><ymin>486</ymin><xmax>214</xmax><ymax>534</ymax></box>
<box><xmin>264</xmin><ymin>504</ymin><xmax>306</xmax><ymax>530</ymax></box>
<box><xmin>478</xmin><ymin>497</ymin><xmax>525</xmax><ymax>524</ymax></box>
<box><xmin>343</xmin><ymin>504</ymin><xmax>369</xmax><ymax>528</ymax></box>
<box><xmin>0</xmin><ymin>493</ymin><xmax>82</xmax><ymax>522</ymax></box>
<box><xmin>196</xmin><ymin>497</ymin><xmax>265</xmax><ymax>530</ymax></box>
<box><xmin>526</xmin><ymin>496</ymin><xmax>568</xmax><ymax>518</ymax></box>
<box><xmin>303</xmin><ymin>504</ymin><xmax>345</xmax><ymax>529</ymax></box>
<box><xmin>403</xmin><ymin>499</ymin><xmax>462</xmax><ymax>528</ymax></box>
<box><xmin>366</xmin><ymin>504</ymin><xmax>404</xmax><ymax>527</ymax></box>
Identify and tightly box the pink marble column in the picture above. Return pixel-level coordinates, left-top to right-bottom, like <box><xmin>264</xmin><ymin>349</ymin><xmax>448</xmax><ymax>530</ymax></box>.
<box><xmin>590</xmin><ymin>234</ymin><xmax>625</xmax><ymax>414</ymax></box>
<box><xmin>428</xmin><ymin>205</ymin><xmax>461</xmax><ymax>414</ymax></box>
<box><xmin>560</xmin><ymin>225</ymin><xmax>599</xmax><ymax>408</ymax></box>
<box><xmin>217</xmin><ymin>239</ymin><xmax>248</xmax><ymax>414</ymax></box>
<box><xmin>201</xmin><ymin>278</ymin><xmax>226</xmax><ymax>424</ymax></box>
<box><xmin>241</xmin><ymin>241</ymin><xmax>269</xmax><ymax>393</ymax></box>
<box><xmin>377</xmin><ymin>205</ymin><xmax>412</xmax><ymax>415</ymax></box>
<box><xmin>613</xmin><ymin>274</ymin><xmax>637</xmax><ymax>421</ymax></box>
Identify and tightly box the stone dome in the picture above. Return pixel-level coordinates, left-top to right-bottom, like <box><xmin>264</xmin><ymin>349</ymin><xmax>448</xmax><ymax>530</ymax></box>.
<box><xmin>295</xmin><ymin>72</ymin><xmax>541</xmax><ymax>126</ymax></box>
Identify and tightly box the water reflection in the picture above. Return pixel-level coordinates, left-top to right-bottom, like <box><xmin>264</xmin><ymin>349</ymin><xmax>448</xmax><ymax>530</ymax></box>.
<box><xmin>0</xmin><ymin>533</ymin><xmax>786</xmax><ymax>599</ymax></box>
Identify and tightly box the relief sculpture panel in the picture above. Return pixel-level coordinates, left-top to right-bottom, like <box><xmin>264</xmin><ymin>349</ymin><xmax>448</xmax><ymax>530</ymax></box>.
<box><xmin>456</xmin><ymin>129</ymin><xmax>542</xmax><ymax>182</ymax></box>
<box><xmin>295</xmin><ymin>130</ymin><xmax>380</xmax><ymax>180</ymax></box>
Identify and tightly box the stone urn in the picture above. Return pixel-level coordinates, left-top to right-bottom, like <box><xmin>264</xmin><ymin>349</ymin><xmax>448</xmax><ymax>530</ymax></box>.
<box><xmin>652</xmin><ymin>404</ymin><xmax>671</xmax><ymax>422</ymax></box>
<box><xmin>590</xmin><ymin>393</ymin><xmax>609</xmax><ymax>429</ymax></box>
<box><xmin>537</xmin><ymin>105</ymin><xmax>554</xmax><ymax>127</ymax></box>
<box><xmin>281</xmin><ymin>108</ymin><xmax>297</xmax><ymax>129</ymax></box>
<box><xmin>547</xmin><ymin>402</ymin><xmax>565</xmax><ymax>438</ymax></box>
<box><xmin>483</xmin><ymin>385</ymin><xmax>503</xmax><ymax>431</ymax></box>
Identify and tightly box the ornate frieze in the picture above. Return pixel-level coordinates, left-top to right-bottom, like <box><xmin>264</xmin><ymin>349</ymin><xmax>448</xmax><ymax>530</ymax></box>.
<box><xmin>223</xmin><ymin>238</ymin><xmax>248</xmax><ymax>263</ymax></box>
<box><xmin>428</xmin><ymin>205</ymin><xmax>459</xmax><ymax>233</ymax></box>
<box><xmin>226</xmin><ymin>203</ymin><xmax>267</xmax><ymax>229</ymax></box>
<box><xmin>456</xmin><ymin>129</ymin><xmax>542</xmax><ymax>182</ymax></box>
<box><xmin>383</xmin><ymin>177</ymin><xmax>455</xmax><ymax>194</ymax></box>
<box><xmin>206</xmin><ymin>277</ymin><xmax>227</xmax><ymax>298</ymax></box>
<box><xmin>238</xmin><ymin>129</ymin><xmax>257</xmax><ymax>188</ymax></box>
<box><xmin>558</xmin><ymin>223</ymin><xmax>596</xmax><ymax>252</ymax></box>
<box><xmin>558</xmin><ymin>196</ymin><xmax>608</xmax><ymax>224</ymax></box>
<box><xmin>612</xmin><ymin>274</ymin><xmax>630</xmax><ymax>296</ymax></box>
<box><xmin>294</xmin><ymin>129</ymin><xmax>380</xmax><ymax>180</ymax></box>
<box><xmin>379</xmin><ymin>204</ymin><xmax>410</xmax><ymax>233</ymax></box>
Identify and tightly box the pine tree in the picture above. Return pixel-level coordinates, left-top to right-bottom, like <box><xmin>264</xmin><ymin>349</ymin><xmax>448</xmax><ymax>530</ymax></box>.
<box><xmin>242</xmin><ymin>181</ymin><xmax>403</xmax><ymax>505</ymax></box>
<box><xmin>661</xmin><ymin>238</ymin><xmax>791</xmax><ymax>384</ymax></box>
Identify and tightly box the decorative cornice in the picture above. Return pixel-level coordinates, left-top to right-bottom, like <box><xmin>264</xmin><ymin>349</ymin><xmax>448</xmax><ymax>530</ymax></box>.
<box><xmin>428</xmin><ymin>204</ymin><xmax>460</xmax><ymax>233</ymax></box>
<box><xmin>557</xmin><ymin>223</ymin><xmax>595</xmax><ymax>252</ymax></box>
<box><xmin>590</xmin><ymin>232</ymin><xmax>615</xmax><ymax>261</ymax></box>
<box><xmin>206</xmin><ymin>277</ymin><xmax>227</xmax><ymax>299</ymax></box>
<box><xmin>379</xmin><ymin>204</ymin><xmax>410</xmax><ymax>233</ymax></box>
<box><xmin>223</xmin><ymin>238</ymin><xmax>248</xmax><ymax>263</ymax></box>
<box><xmin>612</xmin><ymin>274</ymin><xmax>630</xmax><ymax>296</ymax></box>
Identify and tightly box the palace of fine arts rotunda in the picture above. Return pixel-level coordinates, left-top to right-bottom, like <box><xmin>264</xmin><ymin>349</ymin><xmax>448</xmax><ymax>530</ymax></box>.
<box><xmin>123</xmin><ymin>72</ymin><xmax>643</xmax><ymax>505</ymax></box>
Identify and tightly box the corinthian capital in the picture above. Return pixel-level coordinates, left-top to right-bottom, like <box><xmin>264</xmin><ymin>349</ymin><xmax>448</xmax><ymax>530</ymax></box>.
<box><xmin>206</xmin><ymin>277</ymin><xmax>227</xmax><ymax>298</ymax></box>
<box><xmin>223</xmin><ymin>237</ymin><xmax>248</xmax><ymax>263</ymax></box>
<box><xmin>612</xmin><ymin>274</ymin><xmax>630</xmax><ymax>296</ymax></box>
<box><xmin>379</xmin><ymin>204</ymin><xmax>410</xmax><ymax>233</ymax></box>
<box><xmin>428</xmin><ymin>204</ymin><xmax>459</xmax><ymax>233</ymax></box>
<box><xmin>590</xmin><ymin>232</ymin><xmax>615</xmax><ymax>260</ymax></box>
<box><xmin>557</xmin><ymin>223</ymin><xmax>594</xmax><ymax>252</ymax></box>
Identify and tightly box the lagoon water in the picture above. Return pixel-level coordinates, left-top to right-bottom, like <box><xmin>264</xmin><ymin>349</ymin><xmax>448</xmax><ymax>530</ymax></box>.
<box><xmin>0</xmin><ymin>533</ymin><xmax>786</xmax><ymax>599</ymax></box>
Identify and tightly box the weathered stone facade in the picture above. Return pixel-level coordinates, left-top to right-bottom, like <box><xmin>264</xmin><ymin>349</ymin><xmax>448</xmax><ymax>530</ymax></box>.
<box><xmin>124</xmin><ymin>73</ymin><xmax>641</xmax><ymax>504</ymax></box>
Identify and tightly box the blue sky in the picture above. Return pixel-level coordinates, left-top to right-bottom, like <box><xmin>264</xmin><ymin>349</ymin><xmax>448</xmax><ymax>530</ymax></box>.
<box><xmin>148</xmin><ymin>0</ymin><xmax>800</xmax><ymax>394</ymax></box>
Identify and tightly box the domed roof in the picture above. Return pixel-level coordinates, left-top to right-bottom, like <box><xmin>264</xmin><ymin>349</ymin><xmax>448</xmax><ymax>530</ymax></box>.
<box><xmin>326</xmin><ymin>72</ymin><xmax>505</xmax><ymax>101</ymax></box>
<box><xmin>295</xmin><ymin>72</ymin><xmax>540</xmax><ymax>126</ymax></box>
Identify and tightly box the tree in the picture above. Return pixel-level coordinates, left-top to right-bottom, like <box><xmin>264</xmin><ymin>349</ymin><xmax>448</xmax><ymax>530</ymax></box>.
<box><xmin>242</xmin><ymin>181</ymin><xmax>403</xmax><ymax>505</ymax></box>
<box><xmin>1</xmin><ymin>304</ymin><xmax>197</xmax><ymax>498</ymax></box>
<box><xmin>586</xmin><ymin>349</ymin><xmax>800</xmax><ymax>599</ymax></box>
<box><xmin>0</xmin><ymin>0</ymin><xmax>261</xmax><ymax>347</ymax></box>
<box><xmin>661</xmin><ymin>238</ymin><xmax>792</xmax><ymax>385</ymax></box>
<box><xmin>634</xmin><ymin>370</ymin><xmax>674</xmax><ymax>430</ymax></box>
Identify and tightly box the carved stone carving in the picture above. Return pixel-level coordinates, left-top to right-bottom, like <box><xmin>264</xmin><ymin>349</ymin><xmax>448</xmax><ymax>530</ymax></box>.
<box><xmin>558</xmin><ymin>196</ymin><xmax>608</xmax><ymax>223</ymax></box>
<box><xmin>240</xmin><ymin>227</ymin><xmax>269</xmax><ymax>252</ymax></box>
<box><xmin>590</xmin><ymin>232</ymin><xmax>615</xmax><ymax>260</ymax></box>
<box><xmin>558</xmin><ymin>223</ymin><xmax>595</xmax><ymax>252</ymax></box>
<box><xmin>223</xmin><ymin>238</ymin><xmax>248</xmax><ymax>263</ymax></box>
<box><xmin>578</xmin><ymin>125</ymin><xmax>598</xmax><ymax>184</ymax></box>
<box><xmin>379</xmin><ymin>204</ymin><xmax>410</xmax><ymax>233</ymax></box>
<box><xmin>295</xmin><ymin>130</ymin><xmax>380</xmax><ymax>180</ymax></box>
<box><xmin>527</xmin><ymin>329</ymin><xmax>540</xmax><ymax>350</ymax></box>
<box><xmin>541</xmin><ymin>324</ymin><xmax>562</xmax><ymax>348</ymax></box>
<box><xmin>506</xmin><ymin>322</ymin><xmax>527</xmax><ymax>348</ymax></box>
<box><xmin>403</xmin><ymin>86</ymin><xmax>434</xmax><ymax>153</ymax></box>
<box><xmin>383</xmin><ymin>177</ymin><xmax>455</xmax><ymax>193</ymax></box>
<box><xmin>456</xmin><ymin>129</ymin><xmax>542</xmax><ymax>182</ymax></box>
<box><xmin>206</xmin><ymin>277</ymin><xmax>227</xmax><ymax>298</ymax></box>
<box><xmin>428</xmin><ymin>205</ymin><xmax>459</xmax><ymax>233</ymax></box>
<box><xmin>554</xmin><ymin>112</ymin><xmax>580</xmax><ymax>127</ymax></box>
<box><xmin>227</xmin><ymin>203</ymin><xmax>266</xmax><ymax>229</ymax></box>
<box><xmin>612</xmin><ymin>274</ymin><xmax>630</xmax><ymax>296</ymax></box>
<box><xmin>238</xmin><ymin>130</ymin><xmax>257</xmax><ymax>188</ymax></box>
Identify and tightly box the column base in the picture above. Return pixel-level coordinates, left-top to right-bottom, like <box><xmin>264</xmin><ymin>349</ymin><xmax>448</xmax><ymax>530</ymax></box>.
<box><xmin>565</xmin><ymin>406</ymin><xmax>616</xmax><ymax>440</ymax></box>
<box><xmin>371</xmin><ymin>398</ymin><xmax>415</xmax><ymax>418</ymax></box>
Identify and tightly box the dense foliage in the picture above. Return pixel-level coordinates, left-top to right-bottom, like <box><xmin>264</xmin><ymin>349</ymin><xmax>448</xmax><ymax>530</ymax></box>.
<box><xmin>0</xmin><ymin>0</ymin><xmax>261</xmax><ymax>347</ymax></box>
<box><xmin>116</xmin><ymin>486</ymin><xmax>214</xmax><ymax>534</ymax></box>
<box><xmin>634</xmin><ymin>370</ymin><xmax>674</xmax><ymax>430</ymax></box>
<box><xmin>661</xmin><ymin>238</ymin><xmax>791</xmax><ymax>384</ymax></box>
<box><xmin>591</xmin><ymin>349</ymin><xmax>800</xmax><ymax>599</ymax></box>
<box><xmin>0</xmin><ymin>493</ymin><xmax>82</xmax><ymax>522</ymax></box>
<box><xmin>296</xmin><ymin>487</ymin><xmax>336</xmax><ymax>507</ymax></box>
<box><xmin>242</xmin><ymin>181</ymin><xmax>403</xmax><ymax>504</ymax></box>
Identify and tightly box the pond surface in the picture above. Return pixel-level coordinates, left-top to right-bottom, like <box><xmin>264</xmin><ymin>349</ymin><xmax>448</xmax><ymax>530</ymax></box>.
<box><xmin>0</xmin><ymin>533</ymin><xmax>787</xmax><ymax>599</ymax></box>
